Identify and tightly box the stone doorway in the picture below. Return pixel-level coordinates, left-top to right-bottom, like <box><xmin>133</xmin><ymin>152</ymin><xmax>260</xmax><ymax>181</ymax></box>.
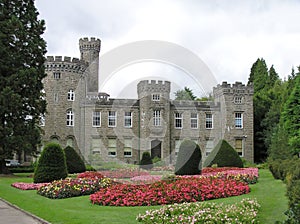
<box><xmin>151</xmin><ymin>140</ymin><xmax>162</xmax><ymax>159</ymax></box>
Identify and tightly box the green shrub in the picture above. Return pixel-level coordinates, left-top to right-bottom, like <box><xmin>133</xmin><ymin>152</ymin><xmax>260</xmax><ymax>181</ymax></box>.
<box><xmin>64</xmin><ymin>146</ymin><xmax>86</xmax><ymax>174</ymax></box>
<box><xmin>34</xmin><ymin>143</ymin><xmax>68</xmax><ymax>183</ymax></box>
<box><xmin>175</xmin><ymin>139</ymin><xmax>202</xmax><ymax>175</ymax></box>
<box><xmin>140</xmin><ymin>152</ymin><xmax>153</xmax><ymax>170</ymax></box>
<box><xmin>203</xmin><ymin>139</ymin><xmax>243</xmax><ymax>168</ymax></box>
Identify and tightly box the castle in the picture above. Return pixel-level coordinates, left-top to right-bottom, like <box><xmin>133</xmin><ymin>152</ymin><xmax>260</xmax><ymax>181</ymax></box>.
<box><xmin>42</xmin><ymin>37</ymin><xmax>254</xmax><ymax>165</ymax></box>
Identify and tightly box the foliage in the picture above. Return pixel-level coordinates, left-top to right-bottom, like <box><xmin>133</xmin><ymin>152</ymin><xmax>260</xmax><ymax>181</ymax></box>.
<box><xmin>33</xmin><ymin>143</ymin><xmax>68</xmax><ymax>183</ymax></box>
<box><xmin>174</xmin><ymin>87</ymin><xmax>196</xmax><ymax>100</ymax></box>
<box><xmin>137</xmin><ymin>198</ymin><xmax>260</xmax><ymax>223</ymax></box>
<box><xmin>203</xmin><ymin>140</ymin><xmax>243</xmax><ymax>168</ymax></box>
<box><xmin>90</xmin><ymin>176</ymin><xmax>250</xmax><ymax>206</ymax></box>
<box><xmin>37</xmin><ymin>177</ymin><xmax>112</xmax><ymax>199</ymax></box>
<box><xmin>140</xmin><ymin>152</ymin><xmax>153</xmax><ymax>170</ymax></box>
<box><xmin>64</xmin><ymin>146</ymin><xmax>86</xmax><ymax>174</ymax></box>
<box><xmin>0</xmin><ymin>0</ymin><xmax>47</xmax><ymax>173</ymax></box>
<box><xmin>175</xmin><ymin>140</ymin><xmax>202</xmax><ymax>175</ymax></box>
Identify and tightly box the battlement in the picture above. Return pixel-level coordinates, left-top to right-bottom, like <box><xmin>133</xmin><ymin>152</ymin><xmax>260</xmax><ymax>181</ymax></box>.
<box><xmin>45</xmin><ymin>56</ymin><xmax>88</xmax><ymax>74</ymax></box>
<box><xmin>137</xmin><ymin>80</ymin><xmax>171</xmax><ymax>99</ymax></box>
<box><xmin>79</xmin><ymin>37</ymin><xmax>101</xmax><ymax>52</ymax></box>
<box><xmin>171</xmin><ymin>100</ymin><xmax>220</xmax><ymax>109</ymax></box>
<box><xmin>213</xmin><ymin>81</ymin><xmax>253</xmax><ymax>96</ymax></box>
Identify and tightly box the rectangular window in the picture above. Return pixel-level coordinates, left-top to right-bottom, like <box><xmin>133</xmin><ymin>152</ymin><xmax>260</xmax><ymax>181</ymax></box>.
<box><xmin>174</xmin><ymin>112</ymin><xmax>183</xmax><ymax>129</ymax></box>
<box><xmin>108</xmin><ymin>139</ymin><xmax>117</xmax><ymax>157</ymax></box>
<box><xmin>235</xmin><ymin>139</ymin><xmax>243</xmax><ymax>156</ymax></box>
<box><xmin>66</xmin><ymin>110</ymin><xmax>74</xmax><ymax>126</ymax></box>
<box><xmin>190</xmin><ymin>113</ymin><xmax>198</xmax><ymax>129</ymax></box>
<box><xmin>152</xmin><ymin>94</ymin><xmax>160</xmax><ymax>101</ymax></box>
<box><xmin>175</xmin><ymin>139</ymin><xmax>182</xmax><ymax>157</ymax></box>
<box><xmin>53</xmin><ymin>72</ymin><xmax>61</xmax><ymax>79</ymax></box>
<box><xmin>124</xmin><ymin>112</ymin><xmax>132</xmax><ymax>128</ymax></box>
<box><xmin>108</xmin><ymin>111</ymin><xmax>117</xmax><ymax>127</ymax></box>
<box><xmin>235</xmin><ymin>112</ymin><xmax>243</xmax><ymax>128</ymax></box>
<box><xmin>205</xmin><ymin>139</ymin><xmax>214</xmax><ymax>156</ymax></box>
<box><xmin>234</xmin><ymin>96</ymin><xmax>242</xmax><ymax>104</ymax></box>
<box><xmin>153</xmin><ymin>110</ymin><xmax>161</xmax><ymax>126</ymax></box>
<box><xmin>92</xmin><ymin>111</ymin><xmax>101</xmax><ymax>127</ymax></box>
<box><xmin>67</xmin><ymin>89</ymin><xmax>75</xmax><ymax>101</ymax></box>
<box><xmin>92</xmin><ymin>139</ymin><xmax>101</xmax><ymax>154</ymax></box>
<box><xmin>124</xmin><ymin>139</ymin><xmax>132</xmax><ymax>157</ymax></box>
<box><xmin>205</xmin><ymin>113</ymin><xmax>213</xmax><ymax>129</ymax></box>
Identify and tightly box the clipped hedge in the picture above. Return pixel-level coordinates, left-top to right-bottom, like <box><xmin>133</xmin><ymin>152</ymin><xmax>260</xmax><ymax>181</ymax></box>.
<box><xmin>203</xmin><ymin>139</ymin><xmax>243</xmax><ymax>168</ymax></box>
<box><xmin>140</xmin><ymin>152</ymin><xmax>153</xmax><ymax>170</ymax></box>
<box><xmin>34</xmin><ymin>143</ymin><xmax>68</xmax><ymax>183</ymax></box>
<box><xmin>64</xmin><ymin>146</ymin><xmax>86</xmax><ymax>174</ymax></box>
<box><xmin>175</xmin><ymin>139</ymin><xmax>202</xmax><ymax>175</ymax></box>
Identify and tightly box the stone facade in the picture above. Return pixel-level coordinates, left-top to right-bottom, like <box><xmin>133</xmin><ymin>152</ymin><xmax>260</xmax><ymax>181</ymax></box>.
<box><xmin>42</xmin><ymin>37</ymin><xmax>254</xmax><ymax>164</ymax></box>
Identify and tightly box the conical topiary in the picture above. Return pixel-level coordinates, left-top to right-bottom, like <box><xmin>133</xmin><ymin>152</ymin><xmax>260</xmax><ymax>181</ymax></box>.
<box><xmin>203</xmin><ymin>139</ymin><xmax>244</xmax><ymax>168</ymax></box>
<box><xmin>140</xmin><ymin>151</ymin><xmax>153</xmax><ymax>170</ymax></box>
<box><xmin>34</xmin><ymin>143</ymin><xmax>68</xmax><ymax>183</ymax></box>
<box><xmin>64</xmin><ymin>146</ymin><xmax>86</xmax><ymax>174</ymax></box>
<box><xmin>175</xmin><ymin>139</ymin><xmax>202</xmax><ymax>175</ymax></box>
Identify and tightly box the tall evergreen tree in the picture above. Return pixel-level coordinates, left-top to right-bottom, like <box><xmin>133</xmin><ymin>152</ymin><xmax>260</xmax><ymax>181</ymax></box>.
<box><xmin>0</xmin><ymin>0</ymin><xmax>46</xmax><ymax>173</ymax></box>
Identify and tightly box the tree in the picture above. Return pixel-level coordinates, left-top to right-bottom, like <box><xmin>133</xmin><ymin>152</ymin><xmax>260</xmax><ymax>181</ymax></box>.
<box><xmin>0</xmin><ymin>0</ymin><xmax>46</xmax><ymax>173</ymax></box>
<box><xmin>34</xmin><ymin>143</ymin><xmax>68</xmax><ymax>183</ymax></box>
<box><xmin>64</xmin><ymin>146</ymin><xmax>86</xmax><ymax>174</ymax></box>
<box><xmin>174</xmin><ymin>87</ymin><xmax>196</xmax><ymax>100</ymax></box>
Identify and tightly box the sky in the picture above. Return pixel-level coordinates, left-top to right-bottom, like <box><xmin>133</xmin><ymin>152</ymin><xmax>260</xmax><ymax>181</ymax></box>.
<box><xmin>35</xmin><ymin>0</ymin><xmax>300</xmax><ymax>98</ymax></box>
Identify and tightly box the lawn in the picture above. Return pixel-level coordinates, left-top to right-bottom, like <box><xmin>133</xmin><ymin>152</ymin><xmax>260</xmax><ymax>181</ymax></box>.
<box><xmin>0</xmin><ymin>169</ymin><xmax>288</xmax><ymax>224</ymax></box>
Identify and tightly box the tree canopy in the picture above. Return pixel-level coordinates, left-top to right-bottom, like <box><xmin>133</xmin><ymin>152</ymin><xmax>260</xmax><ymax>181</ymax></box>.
<box><xmin>174</xmin><ymin>87</ymin><xmax>197</xmax><ymax>100</ymax></box>
<box><xmin>0</xmin><ymin>0</ymin><xmax>47</xmax><ymax>173</ymax></box>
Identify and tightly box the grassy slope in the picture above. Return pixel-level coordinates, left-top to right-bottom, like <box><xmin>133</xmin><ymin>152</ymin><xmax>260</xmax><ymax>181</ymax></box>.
<box><xmin>0</xmin><ymin>169</ymin><xmax>288</xmax><ymax>224</ymax></box>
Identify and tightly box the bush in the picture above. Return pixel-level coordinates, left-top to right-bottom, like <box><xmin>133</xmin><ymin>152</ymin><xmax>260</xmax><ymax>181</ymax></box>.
<box><xmin>203</xmin><ymin>139</ymin><xmax>243</xmax><ymax>168</ymax></box>
<box><xmin>175</xmin><ymin>139</ymin><xmax>202</xmax><ymax>175</ymax></box>
<box><xmin>140</xmin><ymin>152</ymin><xmax>153</xmax><ymax>170</ymax></box>
<box><xmin>34</xmin><ymin>143</ymin><xmax>68</xmax><ymax>183</ymax></box>
<box><xmin>64</xmin><ymin>146</ymin><xmax>86</xmax><ymax>174</ymax></box>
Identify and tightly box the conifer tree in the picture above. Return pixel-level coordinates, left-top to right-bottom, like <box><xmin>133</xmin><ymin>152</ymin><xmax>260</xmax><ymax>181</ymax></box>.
<box><xmin>0</xmin><ymin>0</ymin><xmax>46</xmax><ymax>173</ymax></box>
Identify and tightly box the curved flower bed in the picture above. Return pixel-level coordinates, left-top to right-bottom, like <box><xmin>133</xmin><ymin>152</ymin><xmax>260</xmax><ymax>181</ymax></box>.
<box><xmin>11</xmin><ymin>182</ymin><xmax>48</xmax><ymax>190</ymax></box>
<box><xmin>37</xmin><ymin>177</ymin><xmax>111</xmax><ymax>199</ymax></box>
<box><xmin>137</xmin><ymin>198</ymin><xmax>260</xmax><ymax>223</ymax></box>
<box><xmin>90</xmin><ymin>176</ymin><xmax>250</xmax><ymax>206</ymax></box>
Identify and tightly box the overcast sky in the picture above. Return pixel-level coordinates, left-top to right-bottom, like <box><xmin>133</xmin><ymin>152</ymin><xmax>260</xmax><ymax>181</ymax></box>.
<box><xmin>35</xmin><ymin>0</ymin><xmax>300</xmax><ymax>98</ymax></box>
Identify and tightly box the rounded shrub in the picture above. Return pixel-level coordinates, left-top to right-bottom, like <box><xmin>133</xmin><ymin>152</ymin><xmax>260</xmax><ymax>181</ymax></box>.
<box><xmin>203</xmin><ymin>140</ymin><xmax>243</xmax><ymax>168</ymax></box>
<box><xmin>64</xmin><ymin>146</ymin><xmax>86</xmax><ymax>174</ymax></box>
<box><xmin>175</xmin><ymin>139</ymin><xmax>202</xmax><ymax>175</ymax></box>
<box><xmin>140</xmin><ymin>151</ymin><xmax>153</xmax><ymax>170</ymax></box>
<box><xmin>34</xmin><ymin>143</ymin><xmax>68</xmax><ymax>183</ymax></box>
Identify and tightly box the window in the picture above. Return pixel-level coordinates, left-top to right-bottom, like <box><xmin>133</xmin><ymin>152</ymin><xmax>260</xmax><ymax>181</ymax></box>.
<box><xmin>108</xmin><ymin>139</ymin><xmax>117</xmax><ymax>157</ymax></box>
<box><xmin>153</xmin><ymin>110</ymin><xmax>161</xmax><ymax>126</ymax></box>
<box><xmin>174</xmin><ymin>112</ymin><xmax>183</xmax><ymax>129</ymax></box>
<box><xmin>108</xmin><ymin>111</ymin><xmax>117</xmax><ymax>127</ymax></box>
<box><xmin>190</xmin><ymin>113</ymin><xmax>198</xmax><ymax>129</ymax></box>
<box><xmin>53</xmin><ymin>72</ymin><xmax>61</xmax><ymax>79</ymax></box>
<box><xmin>205</xmin><ymin>139</ymin><xmax>214</xmax><ymax>156</ymax></box>
<box><xmin>54</xmin><ymin>93</ymin><xmax>59</xmax><ymax>103</ymax></box>
<box><xmin>235</xmin><ymin>139</ymin><xmax>243</xmax><ymax>156</ymax></box>
<box><xmin>66</xmin><ymin>109</ymin><xmax>74</xmax><ymax>126</ymax></box>
<box><xmin>205</xmin><ymin>113</ymin><xmax>213</xmax><ymax>129</ymax></box>
<box><xmin>92</xmin><ymin>111</ymin><xmax>101</xmax><ymax>127</ymax></box>
<box><xmin>66</xmin><ymin>138</ymin><xmax>74</xmax><ymax>147</ymax></box>
<box><xmin>124</xmin><ymin>139</ymin><xmax>132</xmax><ymax>157</ymax></box>
<box><xmin>67</xmin><ymin>89</ymin><xmax>75</xmax><ymax>101</ymax></box>
<box><xmin>175</xmin><ymin>139</ymin><xmax>182</xmax><ymax>157</ymax></box>
<box><xmin>152</xmin><ymin>94</ymin><xmax>160</xmax><ymax>101</ymax></box>
<box><xmin>234</xmin><ymin>96</ymin><xmax>242</xmax><ymax>104</ymax></box>
<box><xmin>124</xmin><ymin>112</ymin><xmax>132</xmax><ymax>128</ymax></box>
<box><xmin>235</xmin><ymin>112</ymin><xmax>243</xmax><ymax>128</ymax></box>
<box><xmin>92</xmin><ymin>138</ymin><xmax>101</xmax><ymax>154</ymax></box>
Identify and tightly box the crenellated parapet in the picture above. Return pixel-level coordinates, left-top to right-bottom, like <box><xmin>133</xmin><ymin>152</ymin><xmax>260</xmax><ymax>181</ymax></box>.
<box><xmin>79</xmin><ymin>37</ymin><xmax>101</xmax><ymax>53</ymax></box>
<box><xmin>137</xmin><ymin>80</ymin><xmax>171</xmax><ymax>99</ymax></box>
<box><xmin>45</xmin><ymin>56</ymin><xmax>88</xmax><ymax>74</ymax></box>
<box><xmin>213</xmin><ymin>81</ymin><xmax>253</xmax><ymax>97</ymax></box>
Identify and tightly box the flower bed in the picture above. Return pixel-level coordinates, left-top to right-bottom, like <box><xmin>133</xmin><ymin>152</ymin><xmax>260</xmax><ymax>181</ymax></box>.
<box><xmin>90</xmin><ymin>176</ymin><xmax>250</xmax><ymax>206</ymax></box>
<box><xmin>78</xmin><ymin>168</ymin><xmax>150</xmax><ymax>179</ymax></box>
<box><xmin>37</xmin><ymin>177</ymin><xmax>111</xmax><ymax>199</ymax></box>
<box><xmin>11</xmin><ymin>182</ymin><xmax>48</xmax><ymax>190</ymax></box>
<box><xmin>137</xmin><ymin>198</ymin><xmax>260</xmax><ymax>223</ymax></box>
<box><xmin>130</xmin><ymin>175</ymin><xmax>162</xmax><ymax>184</ymax></box>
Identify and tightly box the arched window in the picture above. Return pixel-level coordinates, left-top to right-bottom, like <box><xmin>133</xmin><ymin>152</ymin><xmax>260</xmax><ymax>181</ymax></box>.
<box><xmin>67</xmin><ymin>89</ymin><xmax>75</xmax><ymax>101</ymax></box>
<box><xmin>66</xmin><ymin>138</ymin><xmax>74</xmax><ymax>147</ymax></box>
<box><xmin>66</xmin><ymin>109</ymin><xmax>74</xmax><ymax>126</ymax></box>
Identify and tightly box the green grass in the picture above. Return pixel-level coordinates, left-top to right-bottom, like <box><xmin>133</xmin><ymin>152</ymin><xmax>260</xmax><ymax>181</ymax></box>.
<box><xmin>0</xmin><ymin>169</ymin><xmax>288</xmax><ymax>224</ymax></box>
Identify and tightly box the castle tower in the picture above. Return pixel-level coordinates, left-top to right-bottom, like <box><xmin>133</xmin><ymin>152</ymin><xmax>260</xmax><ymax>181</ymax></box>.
<box><xmin>79</xmin><ymin>37</ymin><xmax>101</xmax><ymax>93</ymax></box>
<box><xmin>137</xmin><ymin>80</ymin><xmax>171</xmax><ymax>160</ymax></box>
<box><xmin>213</xmin><ymin>81</ymin><xmax>254</xmax><ymax>162</ymax></box>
